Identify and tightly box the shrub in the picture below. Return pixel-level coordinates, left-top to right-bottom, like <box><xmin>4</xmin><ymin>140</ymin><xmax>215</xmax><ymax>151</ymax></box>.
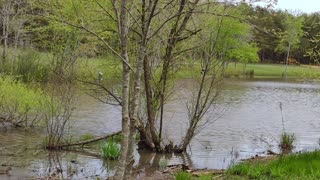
<box><xmin>101</xmin><ymin>140</ymin><xmax>120</xmax><ymax>160</ymax></box>
<box><xmin>0</xmin><ymin>76</ymin><xmax>47</xmax><ymax>128</ymax></box>
<box><xmin>174</xmin><ymin>171</ymin><xmax>191</xmax><ymax>180</ymax></box>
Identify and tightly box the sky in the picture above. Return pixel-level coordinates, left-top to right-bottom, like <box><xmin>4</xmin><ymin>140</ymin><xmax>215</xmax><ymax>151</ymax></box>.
<box><xmin>257</xmin><ymin>0</ymin><xmax>320</xmax><ymax>14</ymax></box>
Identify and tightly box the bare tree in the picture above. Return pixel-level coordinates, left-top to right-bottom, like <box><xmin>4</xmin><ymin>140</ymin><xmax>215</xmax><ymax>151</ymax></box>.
<box><xmin>0</xmin><ymin>0</ymin><xmax>26</xmax><ymax>71</ymax></box>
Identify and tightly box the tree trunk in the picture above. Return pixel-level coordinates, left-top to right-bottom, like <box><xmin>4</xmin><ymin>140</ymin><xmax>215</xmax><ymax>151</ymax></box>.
<box><xmin>124</xmin><ymin>26</ymin><xmax>146</xmax><ymax>180</ymax></box>
<box><xmin>2</xmin><ymin>5</ymin><xmax>9</xmax><ymax>71</ymax></box>
<box><xmin>284</xmin><ymin>42</ymin><xmax>291</xmax><ymax>78</ymax></box>
<box><xmin>243</xmin><ymin>63</ymin><xmax>247</xmax><ymax>74</ymax></box>
<box><xmin>114</xmin><ymin>0</ymin><xmax>131</xmax><ymax>179</ymax></box>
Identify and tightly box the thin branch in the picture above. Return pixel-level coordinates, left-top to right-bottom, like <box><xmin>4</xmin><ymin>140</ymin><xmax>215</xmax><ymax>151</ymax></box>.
<box><xmin>78</xmin><ymin>79</ymin><xmax>122</xmax><ymax>106</ymax></box>
<box><xmin>94</xmin><ymin>0</ymin><xmax>117</xmax><ymax>22</ymax></box>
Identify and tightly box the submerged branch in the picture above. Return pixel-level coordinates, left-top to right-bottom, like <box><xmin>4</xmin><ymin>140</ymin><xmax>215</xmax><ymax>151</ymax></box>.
<box><xmin>45</xmin><ymin>131</ymin><xmax>121</xmax><ymax>149</ymax></box>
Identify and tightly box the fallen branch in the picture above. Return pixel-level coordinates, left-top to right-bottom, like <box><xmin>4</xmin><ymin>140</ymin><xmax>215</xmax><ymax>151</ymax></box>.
<box><xmin>46</xmin><ymin>131</ymin><xmax>121</xmax><ymax>149</ymax></box>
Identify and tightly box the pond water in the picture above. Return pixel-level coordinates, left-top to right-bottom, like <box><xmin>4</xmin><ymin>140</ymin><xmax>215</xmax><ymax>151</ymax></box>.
<box><xmin>1</xmin><ymin>79</ymin><xmax>320</xmax><ymax>179</ymax></box>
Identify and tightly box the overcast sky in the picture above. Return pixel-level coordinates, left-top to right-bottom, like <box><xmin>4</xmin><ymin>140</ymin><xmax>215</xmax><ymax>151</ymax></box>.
<box><xmin>259</xmin><ymin>0</ymin><xmax>320</xmax><ymax>13</ymax></box>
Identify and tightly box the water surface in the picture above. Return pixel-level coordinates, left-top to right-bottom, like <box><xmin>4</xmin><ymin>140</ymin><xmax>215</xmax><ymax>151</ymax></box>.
<box><xmin>1</xmin><ymin>79</ymin><xmax>320</xmax><ymax>179</ymax></box>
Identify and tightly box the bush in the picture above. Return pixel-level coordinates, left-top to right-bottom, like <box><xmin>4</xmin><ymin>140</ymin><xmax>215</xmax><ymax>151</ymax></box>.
<box><xmin>0</xmin><ymin>76</ymin><xmax>47</xmax><ymax>127</ymax></box>
<box><xmin>101</xmin><ymin>140</ymin><xmax>120</xmax><ymax>160</ymax></box>
<box><xmin>174</xmin><ymin>171</ymin><xmax>191</xmax><ymax>180</ymax></box>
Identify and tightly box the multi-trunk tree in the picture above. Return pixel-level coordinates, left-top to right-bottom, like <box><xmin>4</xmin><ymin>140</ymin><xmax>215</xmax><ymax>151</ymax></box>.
<box><xmin>276</xmin><ymin>12</ymin><xmax>304</xmax><ymax>77</ymax></box>
<box><xmin>32</xmin><ymin>1</ymin><xmax>263</xmax><ymax>179</ymax></box>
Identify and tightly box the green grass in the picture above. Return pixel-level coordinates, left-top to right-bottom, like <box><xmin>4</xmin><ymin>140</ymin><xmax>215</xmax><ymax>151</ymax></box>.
<box><xmin>173</xmin><ymin>171</ymin><xmax>215</xmax><ymax>180</ymax></box>
<box><xmin>175</xmin><ymin>62</ymin><xmax>320</xmax><ymax>79</ymax></box>
<box><xmin>79</xmin><ymin>133</ymin><xmax>95</xmax><ymax>141</ymax></box>
<box><xmin>77</xmin><ymin>56</ymin><xmax>121</xmax><ymax>81</ymax></box>
<box><xmin>101</xmin><ymin>140</ymin><xmax>120</xmax><ymax>160</ymax></box>
<box><xmin>199</xmin><ymin>174</ymin><xmax>213</xmax><ymax>180</ymax></box>
<box><xmin>0</xmin><ymin>76</ymin><xmax>50</xmax><ymax>127</ymax></box>
<box><xmin>225</xmin><ymin>63</ymin><xmax>320</xmax><ymax>79</ymax></box>
<box><xmin>175</xmin><ymin>171</ymin><xmax>192</xmax><ymax>180</ymax></box>
<box><xmin>227</xmin><ymin>151</ymin><xmax>320</xmax><ymax>179</ymax></box>
<box><xmin>3</xmin><ymin>47</ymin><xmax>320</xmax><ymax>83</ymax></box>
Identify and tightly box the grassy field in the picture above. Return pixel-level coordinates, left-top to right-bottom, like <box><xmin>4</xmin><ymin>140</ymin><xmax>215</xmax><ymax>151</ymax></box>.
<box><xmin>170</xmin><ymin>151</ymin><xmax>320</xmax><ymax>179</ymax></box>
<box><xmin>176</xmin><ymin>62</ymin><xmax>320</xmax><ymax>79</ymax></box>
<box><xmin>2</xmin><ymin>47</ymin><xmax>320</xmax><ymax>81</ymax></box>
<box><xmin>225</xmin><ymin>63</ymin><xmax>320</xmax><ymax>79</ymax></box>
<box><xmin>227</xmin><ymin>151</ymin><xmax>320</xmax><ymax>179</ymax></box>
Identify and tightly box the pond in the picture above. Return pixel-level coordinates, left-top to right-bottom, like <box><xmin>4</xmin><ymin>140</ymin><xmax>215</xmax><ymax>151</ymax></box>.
<box><xmin>1</xmin><ymin>79</ymin><xmax>320</xmax><ymax>179</ymax></box>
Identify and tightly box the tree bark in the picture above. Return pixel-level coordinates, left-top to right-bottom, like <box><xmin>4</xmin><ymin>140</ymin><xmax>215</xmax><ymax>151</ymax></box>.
<box><xmin>284</xmin><ymin>42</ymin><xmax>291</xmax><ymax>78</ymax></box>
<box><xmin>113</xmin><ymin>0</ymin><xmax>131</xmax><ymax>179</ymax></box>
<box><xmin>2</xmin><ymin>2</ymin><xmax>9</xmax><ymax>70</ymax></box>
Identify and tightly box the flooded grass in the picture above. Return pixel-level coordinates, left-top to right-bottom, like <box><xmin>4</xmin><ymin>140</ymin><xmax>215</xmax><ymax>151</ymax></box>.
<box><xmin>227</xmin><ymin>151</ymin><xmax>320</xmax><ymax>179</ymax></box>
<box><xmin>101</xmin><ymin>140</ymin><xmax>121</xmax><ymax>160</ymax></box>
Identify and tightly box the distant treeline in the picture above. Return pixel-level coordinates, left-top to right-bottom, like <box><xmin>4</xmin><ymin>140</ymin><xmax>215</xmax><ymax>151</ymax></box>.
<box><xmin>0</xmin><ymin>1</ymin><xmax>319</xmax><ymax>65</ymax></box>
<box><xmin>246</xmin><ymin>5</ymin><xmax>320</xmax><ymax>64</ymax></box>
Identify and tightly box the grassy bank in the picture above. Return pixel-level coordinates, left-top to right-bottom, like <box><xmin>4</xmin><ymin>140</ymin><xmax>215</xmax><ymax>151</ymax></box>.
<box><xmin>227</xmin><ymin>151</ymin><xmax>320</xmax><ymax>179</ymax></box>
<box><xmin>2</xmin><ymin>47</ymin><xmax>320</xmax><ymax>81</ymax></box>
<box><xmin>225</xmin><ymin>63</ymin><xmax>320</xmax><ymax>79</ymax></box>
<box><xmin>176</xmin><ymin>62</ymin><xmax>320</xmax><ymax>79</ymax></box>
<box><xmin>167</xmin><ymin>151</ymin><xmax>320</xmax><ymax>179</ymax></box>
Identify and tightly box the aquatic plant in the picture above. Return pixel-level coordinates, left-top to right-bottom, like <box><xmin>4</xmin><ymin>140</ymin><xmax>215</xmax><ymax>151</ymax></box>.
<box><xmin>278</xmin><ymin>102</ymin><xmax>295</xmax><ymax>153</ymax></box>
<box><xmin>80</xmin><ymin>133</ymin><xmax>95</xmax><ymax>141</ymax></box>
<box><xmin>158</xmin><ymin>158</ymin><xmax>169</xmax><ymax>170</ymax></box>
<box><xmin>110</xmin><ymin>134</ymin><xmax>122</xmax><ymax>143</ymax></box>
<box><xmin>101</xmin><ymin>140</ymin><xmax>120</xmax><ymax>160</ymax></box>
<box><xmin>174</xmin><ymin>171</ymin><xmax>191</xmax><ymax>180</ymax></box>
<box><xmin>279</xmin><ymin>132</ymin><xmax>295</xmax><ymax>152</ymax></box>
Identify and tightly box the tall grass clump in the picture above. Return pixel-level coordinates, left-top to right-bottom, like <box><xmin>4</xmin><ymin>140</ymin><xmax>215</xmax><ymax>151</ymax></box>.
<box><xmin>14</xmin><ymin>50</ymin><xmax>50</xmax><ymax>82</ymax></box>
<box><xmin>279</xmin><ymin>132</ymin><xmax>295</xmax><ymax>152</ymax></box>
<box><xmin>101</xmin><ymin>140</ymin><xmax>120</xmax><ymax>160</ymax></box>
<box><xmin>278</xmin><ymin>102</ymin><xmax>295</xmax><ymax>153</ymax></box>
<box><xmin>174</xmin><ymin>171</ymin><xmax>192</xmax><ymax>180</ymax></box>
